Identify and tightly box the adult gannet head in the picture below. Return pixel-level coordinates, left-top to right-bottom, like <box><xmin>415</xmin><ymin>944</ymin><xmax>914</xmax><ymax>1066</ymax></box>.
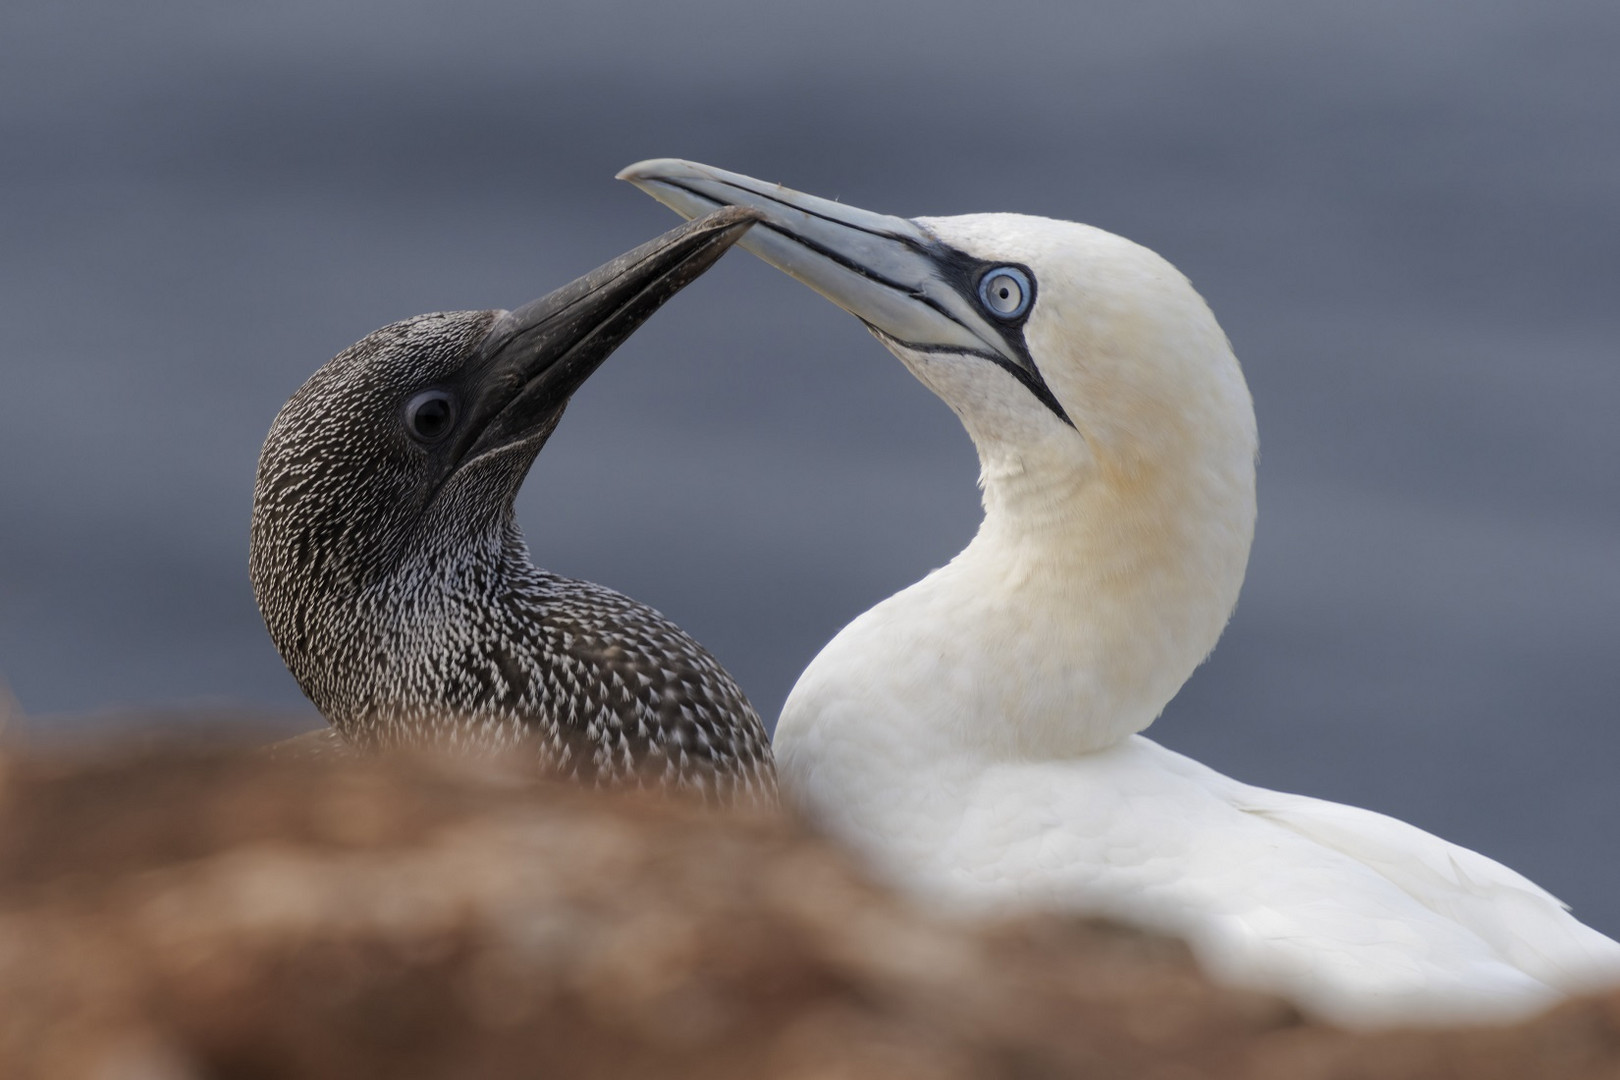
<box><xmin>622</xmin><ymin>161</ymin><xmax>1257</xmax><ymax>753</ymax></box>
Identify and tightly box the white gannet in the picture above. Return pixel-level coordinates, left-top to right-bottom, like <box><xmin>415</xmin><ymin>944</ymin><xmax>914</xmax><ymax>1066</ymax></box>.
<box><xmin>619</xmin><ymin>159</ymin><xmax>1620</xmax><ymax>1026</ymax></box>
<box><xmin>252</xmin><ymin>208</ymin><xmax>776</xmax><ymax>806</ymax></box>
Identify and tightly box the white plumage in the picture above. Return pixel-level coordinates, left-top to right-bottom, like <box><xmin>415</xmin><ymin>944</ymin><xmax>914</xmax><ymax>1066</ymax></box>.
<box><xmin>621</xmin><ymin>159</ymin><xmax>1620</xmax><ymax>1027</ymax></box>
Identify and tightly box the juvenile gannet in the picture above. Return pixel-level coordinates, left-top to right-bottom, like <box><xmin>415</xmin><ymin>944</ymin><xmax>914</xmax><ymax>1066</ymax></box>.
<box><xmin>621</xmin><ymin>160</ymin><xmax>1620</xmax><ymax>1023</ymax></box>
<box><xmin>251</xmin><ymin>208</ymin><xmax>776</xmax><ymax>806</ymax></box>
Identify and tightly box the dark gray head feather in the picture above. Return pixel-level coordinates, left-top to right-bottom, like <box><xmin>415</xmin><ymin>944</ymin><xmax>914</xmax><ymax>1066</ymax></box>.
<box><xmin>250</xmin><ymin>210</ymin><xmax>775</xmax><ymax>805</ymax></box>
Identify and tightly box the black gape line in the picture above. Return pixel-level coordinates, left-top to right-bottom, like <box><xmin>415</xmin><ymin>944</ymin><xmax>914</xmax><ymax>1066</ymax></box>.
<box><xmin>655</xmin><ymin>174</ymin><xmax>1073</xmax><ymax>428</ymax></box>
<box><xmin>920</xmin><ymin>249</ymin><xmax>1070</xmax><ymax>427</ymax></box>
<box><xmin>250</xmin><ymin>208</ymin><xmax>776</xmax><ymax>807</ymax></box>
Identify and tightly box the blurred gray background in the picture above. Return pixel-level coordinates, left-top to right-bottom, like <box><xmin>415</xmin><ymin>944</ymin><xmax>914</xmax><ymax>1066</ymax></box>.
<box><xmin>3</xmin><ymin>1</ymin><xmax>1617</xmax><ymax>928</ymax></box>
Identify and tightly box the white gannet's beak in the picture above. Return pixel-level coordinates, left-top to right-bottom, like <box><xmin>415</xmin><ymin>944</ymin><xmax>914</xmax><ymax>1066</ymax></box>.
<box><xmin>618</xmin><ymin>158</ymin><xmax>1069</xmax><ymax>424</ymax></box>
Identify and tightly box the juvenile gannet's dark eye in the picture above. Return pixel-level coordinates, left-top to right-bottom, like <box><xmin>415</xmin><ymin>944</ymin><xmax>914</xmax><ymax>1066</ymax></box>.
<box><xmin>978</xmin><ymin>267</ymin><xmax>1032</xmax><ymax>319</ymax></box>
<box><xmin>405</xmin><ymin>390</ymin><xmax>457</xmax><ymax>444</ymax></box>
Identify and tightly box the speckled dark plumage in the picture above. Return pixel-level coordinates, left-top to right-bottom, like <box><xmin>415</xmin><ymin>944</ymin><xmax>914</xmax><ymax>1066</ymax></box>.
<box><xmin>250</xmin><ymin>213</ymin><xmax>775</xmax><ymax>806</ymax></box>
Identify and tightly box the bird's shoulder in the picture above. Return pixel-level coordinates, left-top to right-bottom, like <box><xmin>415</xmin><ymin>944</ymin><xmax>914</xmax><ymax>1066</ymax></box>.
<box><xmin>926</xmin><ymin>742</ymin><xmax>1571</xmax><ymax>1023</ymax></box>
<box><xmin>518</xmin><ymin>575</ymin><xmax>752</xmax><ymax>711</ymax></box>
<box><xmin>1221</xmin><ymin>765</ymin><xmax>1620</xmax><ymax>993</ymax></box>
<box><xmin>499</xmin><ymin>573</ymin><xmax>775</xmax><ymax>800</ymax></box>
<box><xmin>954</xmin><ymin>738</ymin><xmax>1620</xmax><ymax>1008</ymax></box>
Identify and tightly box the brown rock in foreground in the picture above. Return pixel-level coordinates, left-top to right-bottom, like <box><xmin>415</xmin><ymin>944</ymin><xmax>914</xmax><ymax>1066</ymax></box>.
<box><xmin>1</xmin><ymin>742</ymin><xmax>1618</xmax><ymax>1079</ymax></box>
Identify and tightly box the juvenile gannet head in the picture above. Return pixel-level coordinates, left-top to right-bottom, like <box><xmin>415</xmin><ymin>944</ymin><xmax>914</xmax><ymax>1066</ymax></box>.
<box><xmin>251</xmin><ymin>207</ymin><xmax>758</xmax><ymax>720</ymax></box>
<box><xmin>621</xmin><ymin>161</ymin><xmax>1257</xmax><ymax>750</ymax></box>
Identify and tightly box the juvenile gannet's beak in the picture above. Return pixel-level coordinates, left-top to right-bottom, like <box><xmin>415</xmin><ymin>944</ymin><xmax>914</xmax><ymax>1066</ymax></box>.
<box><xmin>617</xmin><ymin>159</ymin><xmax>1069</xmax><ymax>424</ymax></box>
<box><xmin>455</xmin><ymin>205</ymin><xmax>759</xmax><ymax>467</ymax></box>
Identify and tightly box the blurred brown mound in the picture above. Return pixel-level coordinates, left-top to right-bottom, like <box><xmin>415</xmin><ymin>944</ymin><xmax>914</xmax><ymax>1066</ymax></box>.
<box><xmin>1</xmin><ymin>741</ymin><xmax>1619</xmax><ymax>1079</ymax></box>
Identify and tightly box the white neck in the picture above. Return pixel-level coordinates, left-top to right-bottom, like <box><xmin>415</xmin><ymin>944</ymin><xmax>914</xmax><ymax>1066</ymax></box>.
<box><xmin>944</xmin><ymin>407</ymin><xmax>1255</xmax><ymax>757</ymax></box>
<box><xmin>781</xmin><ymin>214</ymin><xmax>1257</xmax><ymax>777</ymax></box>
<box><xmin>783</xmin><ymin>362</ymin><xmax>1254</xmax><ymax>771</ymax></box>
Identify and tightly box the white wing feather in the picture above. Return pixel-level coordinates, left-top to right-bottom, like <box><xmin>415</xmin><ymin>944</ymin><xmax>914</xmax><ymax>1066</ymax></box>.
<box><xmin>880</xmin><ymin>737</ymin><xmax>1620</xmax><ymax>1027</ymax></box>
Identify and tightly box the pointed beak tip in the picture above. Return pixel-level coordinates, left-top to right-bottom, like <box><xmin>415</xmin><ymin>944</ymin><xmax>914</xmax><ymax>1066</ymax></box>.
<box><xmin>616</xmin><ymin>158</ymin><xmax>688</xmax><ymax>185</ymax></box>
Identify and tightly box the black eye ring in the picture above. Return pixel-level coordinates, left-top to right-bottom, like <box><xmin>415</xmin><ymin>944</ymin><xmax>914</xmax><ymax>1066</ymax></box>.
<box><xmin>404</xmin><ymin>389</ymin><xmax>457</xmax><ymax>444</ymax></box>
<box><xmin>977</xmin><ymin>266</ymin><xmax>1033</xmax><ymax>320</ymax></box>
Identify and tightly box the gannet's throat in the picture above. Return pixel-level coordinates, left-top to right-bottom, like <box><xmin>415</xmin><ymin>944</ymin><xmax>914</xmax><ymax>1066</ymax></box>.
<box><xmin>870</xmin><ymin>335</ymin><xmax>1251</xmax><ymax>756</ymax></box>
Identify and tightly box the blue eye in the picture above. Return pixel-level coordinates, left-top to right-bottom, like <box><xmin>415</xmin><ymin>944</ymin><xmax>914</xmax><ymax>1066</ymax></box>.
<box><xmin>978</xmin><ymin>266</ymin><xmax>1032</xmax><ymax>319</ymax></box>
